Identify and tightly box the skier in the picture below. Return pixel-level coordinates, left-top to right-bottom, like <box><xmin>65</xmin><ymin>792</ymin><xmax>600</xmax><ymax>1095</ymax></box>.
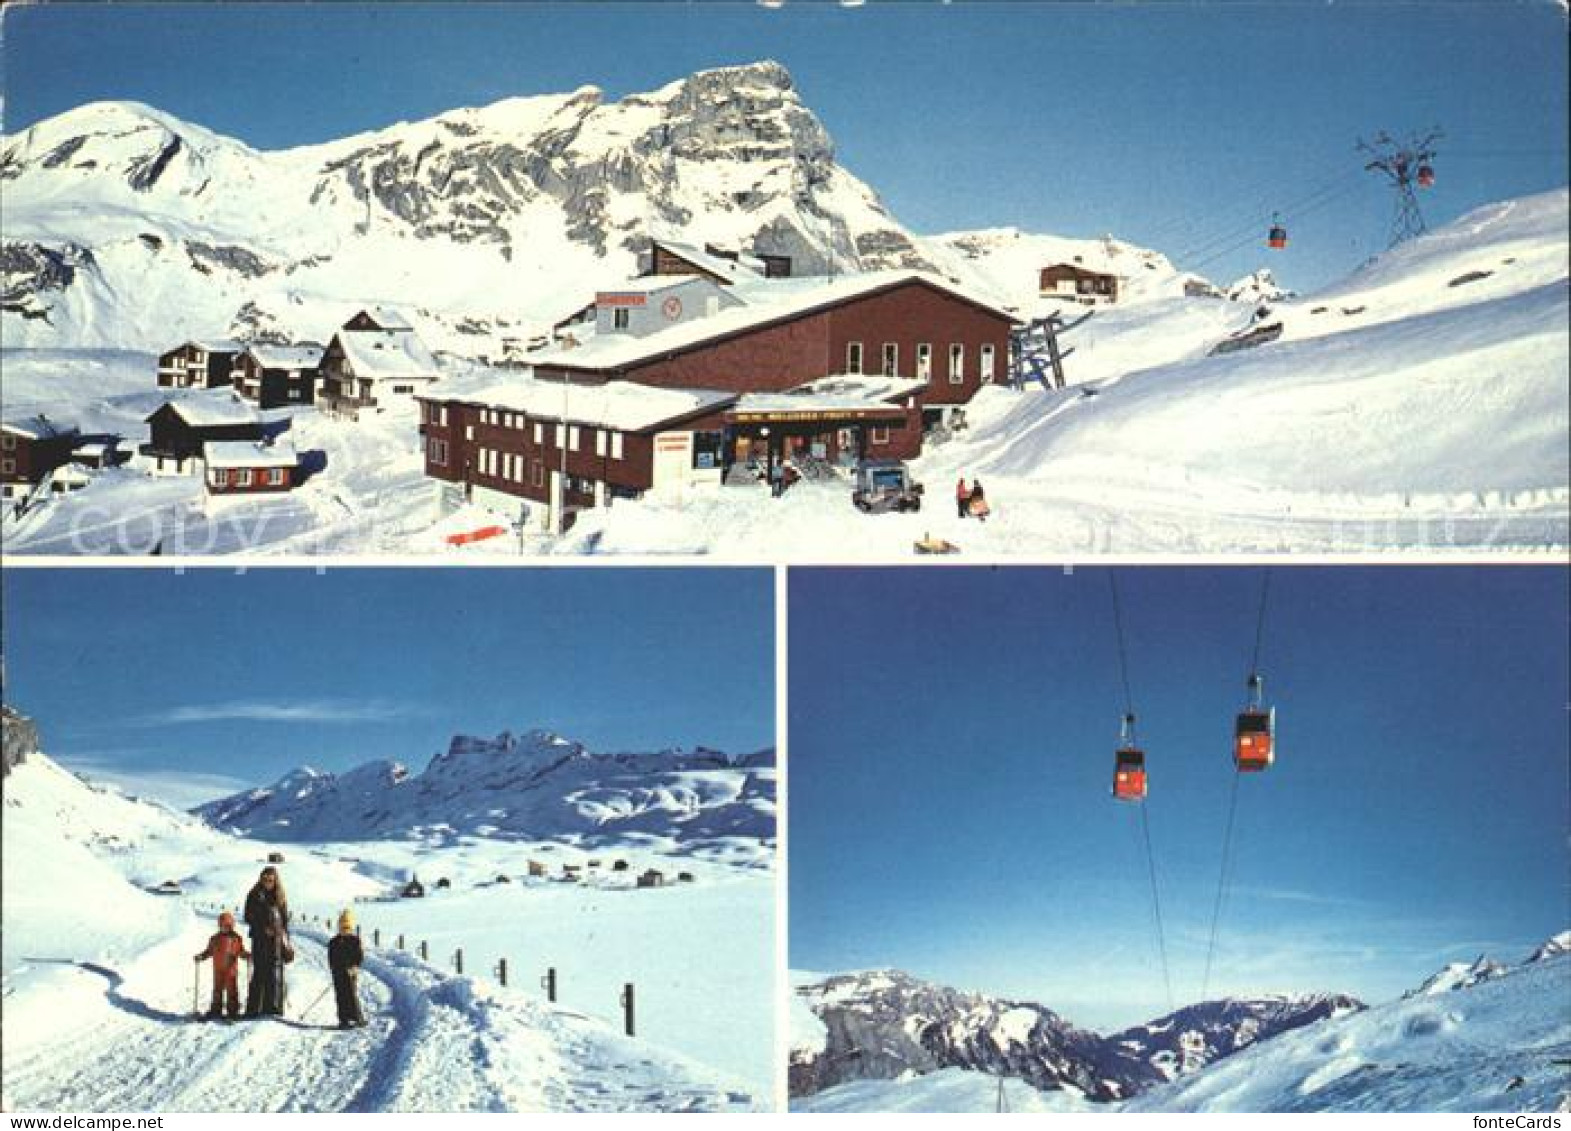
<box><xmin>243</xmin><ymin>866</ymin><xmax>291</xmax><ymax>1016</ymax></box>
<box><xmin>968</xmin><ymin>478</ymin><xmax>990</xmax><ymax>522</ymax></box>
<box><xmin>328</xmin><ymin>909</ymin><xmax>367</xmax><ymax>1029</ymax></box>
<box><xmin>956</xmin><ymin>477</ymin><xmax>971</xmax><ymax>519</ymax></box>
<box><xmin>193</xmin><ymin>910</ymin><xmax>250</xmax><ymax>1020</ymax></box>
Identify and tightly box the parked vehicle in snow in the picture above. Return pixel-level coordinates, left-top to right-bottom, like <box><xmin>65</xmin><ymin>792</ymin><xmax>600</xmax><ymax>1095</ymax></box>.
<box><xmin>852</xmin><ymin>459</ymin><xmax>922</xmax><ymax>514</ymax></box>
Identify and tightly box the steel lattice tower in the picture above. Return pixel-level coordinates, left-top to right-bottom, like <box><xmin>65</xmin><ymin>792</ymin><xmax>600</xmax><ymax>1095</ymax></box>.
<box><xmin>1359</xmin><ymin>129</ymin><xmax>1442</xmax><ymax>248</ymax></box>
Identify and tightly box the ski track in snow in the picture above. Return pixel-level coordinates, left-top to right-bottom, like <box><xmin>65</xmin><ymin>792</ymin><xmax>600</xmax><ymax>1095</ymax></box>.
<box><xmin>3</xmin><ymin>923</ymin><xmax>750</xmax><ymax>1112</ymax></box>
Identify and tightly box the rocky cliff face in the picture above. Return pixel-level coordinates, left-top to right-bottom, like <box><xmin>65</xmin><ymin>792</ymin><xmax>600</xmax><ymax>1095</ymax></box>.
<box><xmin>791</xmin><ymin>969</ymin><xmax>1363</xmax><ymax>1103</ymax></box>
<box><xmin>0</xmin><ymin>61</ymin><xmax>931</xmax><ymax>353</ymax></box>
<box><xmin>2</xmin><ymin>705</ymin><xmax>40</xmax><ymax>778</ymax></box>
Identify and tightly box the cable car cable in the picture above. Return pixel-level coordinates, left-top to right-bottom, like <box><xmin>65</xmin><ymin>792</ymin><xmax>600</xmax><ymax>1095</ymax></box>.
<box><xmin>1108</xmin><ymin>570</ymin><xmax>1175</xmax><ymax>1011</ymax></box>
<box><xmin>1199</xmin><ymin>770</ymin><xmax>1241</xmax><ymax>1003</ymax></box>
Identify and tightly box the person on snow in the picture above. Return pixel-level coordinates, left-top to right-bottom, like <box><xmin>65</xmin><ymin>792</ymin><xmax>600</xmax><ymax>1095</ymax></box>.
<box><xmin>968</xmin><ymin>478</ymin><xmax>990</xmax><ymax>522</ymax></box>
<box><xmin>956</xmin><ymin>478</ymin><xmax>971</xmax><ymax>519</ymax></box>
<box><xmin>193</xmin><ymin>910</ymin><xmax>250</xmax><ymax>1020</ymax></box>
<box><xmin>328</xmin><ymin>909</ymin><xmax>367</xmax><ymax>1029</ymax></box>
<box><xmin>243</xmin><ymin>866</ymin><xmax>292</xmax><ymax>1017</ymax></box>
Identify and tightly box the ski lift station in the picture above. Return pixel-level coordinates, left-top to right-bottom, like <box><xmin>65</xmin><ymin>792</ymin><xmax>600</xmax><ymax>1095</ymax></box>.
<box><xmin>419</xmin><ymin>239</ymin><xmax>1017</xmax><ymax>532</ymax></box>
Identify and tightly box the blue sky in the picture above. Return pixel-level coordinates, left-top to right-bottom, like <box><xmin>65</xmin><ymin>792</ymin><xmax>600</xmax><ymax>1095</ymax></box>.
<box><xmin>2</xmin><ymin>1</ymin><xmax>1565</xmax><ymax>290</ymax></box>
<box><xmin>2</xmin><ymin>567</ymin><xmax>775</xmax><ymax>808</ymax></box>
<box><xmin>789</xmin><ymin>565</ymin><xmax>1570</xmax><ymax>1029</ymax></box>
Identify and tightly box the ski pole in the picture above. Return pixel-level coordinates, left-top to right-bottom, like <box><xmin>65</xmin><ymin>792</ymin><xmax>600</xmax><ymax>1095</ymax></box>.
<box><xmin>298</xmin><ymin>984</ymin><xmax>332</xmax><ymax>1022</ymax></box>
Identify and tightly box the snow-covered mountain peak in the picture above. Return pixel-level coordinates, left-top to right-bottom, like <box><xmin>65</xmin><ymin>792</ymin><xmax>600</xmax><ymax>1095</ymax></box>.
<box><xmin>1527</xmin><ymin>930</ymin><xmax>1571</xmax><ymax>964</ymax></box>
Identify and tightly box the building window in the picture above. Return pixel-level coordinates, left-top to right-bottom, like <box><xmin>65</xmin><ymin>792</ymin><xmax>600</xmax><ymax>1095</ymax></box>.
<box><xmin>916</xmin><ymin>343</ymin><xmax>932</xmax><ymax>380</ymax></box>
<box><xmin>267</xmin><ymin>468</ymin><xmax>285</xmax><ymax>486</ymax></box>
<box><xmin>0</xmin><ymin>459</ymin><xmax>13</xmax><ymax>475</ymax></box>
<box><xmin>1</xmin><ymin>435</ymin><xmax>15</xmax><ymax>450</ymax></box>
<box><xmin>611</xmin><ymin>432</ymin><xmax>624</xmax><ymax>460</ymax></box>
<box><xmin>613</xmin><ymin>308</ymin><xmax>630</xmax><ymax>331</ymax></box>
<box><xmin>882</xmin><ymin>343</ymin><xmax>898</xmax><ymax>376</ymax></box>
<box><xmin>846</xmin><ymin>341</ymin><xmax>863</xmax><ymax>375</ymax></box>
<box><xmin>210</xmin><ymin>468</ymin><xmax>227</xmax><ymax>488</ymax></box>
<box><xmin>393</xmin><ymin>384</ymin><xmax>414</xmax><ymax>395</ymax></box>
<box><xmin>595</xmin><ymin>429</ymin><xmax>607</xmax><ymax>457</ymax></box>
<box><xmin>555</xmin><ymin>424</ymin><xmax>565</xmax><ymax>449</ymax></box>
<box><xmin>949</xmin><ymin>344</ymin><xmax>965</xmax><ymax>384</ymax></box>
<box><xmin>981</xmin><ymin>344</ymin><xmax>996</xmax><ymax>384</ymax></box>
<box><xmin>465</xmin><ymin>425</ymin><xmax>474</xmax><ymax>441</ymax></box>
<box><xmin>870</xmin><ymin>426</ymin><xmax>890</xmax><ymax>445</ymax></box>
<box><xmin>533</xmin><ymin>422</ymin><xmax>543</xmax><ymax>445</ymax></box>
<box><xmin>568</xmin><ymin>426</ymin><xmax>581</xmax><ymax>452</ymax></box>
<box><xmin>531</xmin><ymin>460</ymin><xmax>545</xmax><ymax>488</ymax></box>
<box><xmin>428</xmin><ymin>437</ymin><xmax>448</xmax><ymax>465</ymax></box>
<box><xmin>236</xmin><ymin>469</ymin><xmax>253</xmax><ymax>487</ymax></box>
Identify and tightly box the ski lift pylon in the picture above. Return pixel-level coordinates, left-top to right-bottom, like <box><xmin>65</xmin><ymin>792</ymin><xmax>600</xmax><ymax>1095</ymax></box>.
<box><xmin>1112</xmin><ymin>712</ymin><xmax>1147</xmax><ymax>801</ymax></box>
<box><xmin>1234</xmin><ymin>674</ymin><xmax>1275</xmax><ymax>772</ymax></box>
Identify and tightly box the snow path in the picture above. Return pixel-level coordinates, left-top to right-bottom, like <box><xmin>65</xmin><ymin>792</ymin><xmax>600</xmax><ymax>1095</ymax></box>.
<box><xmin>3</xmin><ymin>920</ymin><xmax>757</xmax><ymax>1112</ymax></box>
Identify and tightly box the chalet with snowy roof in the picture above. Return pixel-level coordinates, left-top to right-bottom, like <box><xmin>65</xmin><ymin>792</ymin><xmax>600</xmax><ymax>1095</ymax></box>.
<box><xmin>156</xmin><ymin>340</ymin><xmax>242</xmax><ymax>390</ymax></box>
<box><xmin>139</xmin><ymin>394</ymin><xmax>263</xmax><ymax>475</ymax></box>
<box><xmin>203</xmin><ymin>438</ymin><xmax>299</xmax><ymax>495</ymax></box>
<box><xmin>1039</xmin><ymin>260</ymin><xmax>1121</xmax><ymax>305</ymax></box>
<box><xmin>2</xmin><ymin>415</ymin><xmax>81</xmax><ymax>501</ymax></box>
<box><xmin>232</xmin><ymin>345</ymin><xmax>324</xmax><ymax>408</ymax></box>
<box><xmin>421</xmin><ymin>271</ymin><xmax>1014</xmax><ymax>531</ymax></box>
<box><xmin>644</xmin><ymin>239</ymin><xmax>791</xmax><ymax>284</ymax></box>
<box><xmin>318</xmin><ymin>329</ymin><xmax>440</xmax><ymax>419</ymax></box>
<box><xmin>343</xmin><ymin>306</ymin><xmax>415</xmax><ymax>333</ymax></box>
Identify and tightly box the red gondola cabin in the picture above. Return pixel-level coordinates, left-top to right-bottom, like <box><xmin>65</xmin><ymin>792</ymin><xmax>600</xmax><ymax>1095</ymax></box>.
<box><xmin>1113</xmin><ymin>747</ymin><xmax>1147</xmax><ymax>801</ymax></box>
<box><xmin>1416</xmin><ymin>164</ymin><xmax>1435</xmax><ymax>188</ymax></box>
<box><xmin>1267</xmin><ymin>223</ymin><xmax>1288</xmax><ymax>250</ymax></box>
<box><xmin>1234</xmin><ymin>707</ymin><xmax>1275</xmax><ymax>771</ymax></box>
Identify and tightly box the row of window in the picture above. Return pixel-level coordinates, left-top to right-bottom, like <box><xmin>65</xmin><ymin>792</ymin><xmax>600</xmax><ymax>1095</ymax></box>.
<box><xmin>426</xmin><ymin>402</ymin><xmax>627</xmax><ymax>461</ymax></box>
<box><xmin>209</xmin><ymin>467</ymin><xmax>287</xmax><ymax>488</ymax></box>
<box><xmin>476</xmin><ymin>446</ymin><xmax>546</xmax><ymax>489</ymax></box>
<box><xmin>843</xmin><ymin>341</ymin><xmax>996</xmax><ymax>384</ymax></box>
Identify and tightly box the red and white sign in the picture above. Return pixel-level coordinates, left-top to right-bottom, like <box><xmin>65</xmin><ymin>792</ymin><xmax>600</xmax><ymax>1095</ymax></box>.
<box><xmin>597</xmin><ymin>292</ymin><xmax>648</xmax><ymax>308</ymax></box>
<box><xmin>661</xmin><ymin>296</ymin><xmax>684</xmax><ymax>320</ymax></box>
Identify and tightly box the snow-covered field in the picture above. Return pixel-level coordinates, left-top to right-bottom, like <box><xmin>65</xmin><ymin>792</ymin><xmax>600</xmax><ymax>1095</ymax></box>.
<box><xmin>1</xmin><ymin>753</ymin><xmax>773</xmax><ymax>1111</ymax></box>
<box><xmin>796</xmin><ymin>1067</ymin><xmax>1096</xmax><ymax>1113</ymax></box>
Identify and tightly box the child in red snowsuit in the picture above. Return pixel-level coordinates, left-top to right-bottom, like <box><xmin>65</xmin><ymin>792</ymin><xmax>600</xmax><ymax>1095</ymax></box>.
<box><xmin>195</xmin><ymin>910</ymin><xmax>251</xmax><ymax>1020</ymax></box>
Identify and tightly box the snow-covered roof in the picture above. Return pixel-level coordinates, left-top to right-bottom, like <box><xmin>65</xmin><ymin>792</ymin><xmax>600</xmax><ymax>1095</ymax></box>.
<box><xmin>651</xmin><ymin>239</ymin><xmax>767</xmax><ymax>283</ymax></box>
<box><xmin>73</xmin><ymin>441</ymin><xmax>111</xmax><ymax>458</ymax></box>
<box><xmin>335</xmin><ymin>330</ymin><xmax>439</xmax><ymax>380</ymax></box>
<box><xmin>167</xmin><ymin>338</ymin><xmax>243</xmax><ymax>354</ymax></box>
<box><xmin>153</xmin><ymin>392</ymin><xmax>262</xmax><ymax>428</ymax></box>
<box><xmin>533</xmin><ymin>270</ymin><xmax>1016</xmax><ymax>373</ymax></box>
<box><xmin>349</xmin><ymin>305</ymin><xmax>414</xmax><ymax>332</ymax></box>
<box><xmin>732</xmin><ymin>374</ymin><xmax>926</xmax><ymax>416</ymax></box>
<box><xmin>244</xmin><ymin>344</ymin><xmax>324</xmax><ymax>370</ymax></box>
<box><xmin>3</xmin><ymin>414</ymin><xmax>78</xmax><ymax>440</ymax></box>
<box><xmin>203</xmin><ymin>439</ymin><xmax>299</xmax><ymax>469</ymax></box>
<box><xmin>435</xmin><ymin>371</ymin><xmax>736</xmax><ymax>433</ymax></box>
<box><xmin>597</xmin><ymin>275</ymin><xmax>720</xmax><ymax>298</ymax></box>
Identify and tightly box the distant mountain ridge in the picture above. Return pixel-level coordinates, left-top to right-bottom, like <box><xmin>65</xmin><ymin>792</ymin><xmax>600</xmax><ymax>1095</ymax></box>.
<box><xmin>789</xmin><ymin>968</ymin><xmax>1361</xmax><ymax>1102</ymax></box>
<box><xmin>2</xmin><ymin>60</ymin><xmax>1194</xmax><ymax>353</ymax></box>
<box><xmin>194</xmin><ymin>728</ymin><xmax>775</xmax><ymax>848</ymax></box>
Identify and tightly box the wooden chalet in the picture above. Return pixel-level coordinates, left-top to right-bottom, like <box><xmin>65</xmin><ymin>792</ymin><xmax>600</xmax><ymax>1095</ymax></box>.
<box><xmin>318</xmin><ymin>328</ymin><xmax>440</xmax><ymax>419</ymax></box>
<box><xmin>645</xmin><ymin>239</ymin><xmax>791</xmax><ymax>285</ymax></box>
<box><xmin>1039</xmin><ymin>261</ymin><xmax>1121</xmax><ymax>305</ymax></box>
<box><xmin>140</xmin><ymin>394</ymin><xmax>263</xmax><ymax>475</ymax></box>
<box><xmin>156</xmin><ymin>340</ymin><xmax>242</xmax><ymax>390</ymax></box>
<box><xmin>203</xmin><ymin>439</ymin><xmax>299</xmax><ymax>495</ymax></box>
<box><xmin>2</xmin><ymin>415</ymin><xmax>82</xmax><ymax>502</ymax></box>
<box><xmin>232</xmin><ymin>345</ymin><xmax>324</xmax><ymax>408</ymax></box>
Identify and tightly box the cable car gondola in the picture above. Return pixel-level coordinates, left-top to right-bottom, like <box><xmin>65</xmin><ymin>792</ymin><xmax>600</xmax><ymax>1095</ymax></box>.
<box><xmin>1416</xmin><ymin>163</ymin><xmax>1435</xmax><ymax>188</ymax></box>
<box><xmin>1112</xmin><ymin>713</ymin><xmax>1147</xmax><ymax>801</ymax></box>
<box><xmin>1234</xmin><ymin>674</ymin><xmax>1275</xmax><ymax>772</ymax></box>
<box><xmin>1267</xmin><ymin>212</ymin><xmax>1288</xmax><ymax>250</ymax></box>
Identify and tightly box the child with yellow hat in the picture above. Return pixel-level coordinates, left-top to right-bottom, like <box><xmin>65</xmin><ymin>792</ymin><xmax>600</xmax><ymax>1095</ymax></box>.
<box><xmin>327</xmin><ymin>908</ymin><xmax>366</xmax><ymax>1029</ymax></box>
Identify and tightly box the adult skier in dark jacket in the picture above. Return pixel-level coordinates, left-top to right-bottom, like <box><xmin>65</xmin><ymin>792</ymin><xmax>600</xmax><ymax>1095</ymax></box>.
<box><xmin>243</xmin><ymin>866</ymin><xmax>291</xmax><ymax>1016</ymax></box>
<box><xmin>328</xmin><ymin>909</ymin><xmax>367</xmax><ymax>1028</ymax></box>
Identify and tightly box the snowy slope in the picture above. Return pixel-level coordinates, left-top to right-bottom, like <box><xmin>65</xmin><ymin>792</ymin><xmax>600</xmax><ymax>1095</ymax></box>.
<box><xmin>2</xmin><ymin>751</ymin><xmax>771</xmax><ymax>1109</ymax></box>
<box><xmin>1126</xmin><ymin>944</ymin><xmax>1571</xmax><ymax>1113</ymax></box>
<box><xmin>795</xmin><ymin>1067</ymin><xmax>1097</xmax><ymax>1113</ymax></box>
